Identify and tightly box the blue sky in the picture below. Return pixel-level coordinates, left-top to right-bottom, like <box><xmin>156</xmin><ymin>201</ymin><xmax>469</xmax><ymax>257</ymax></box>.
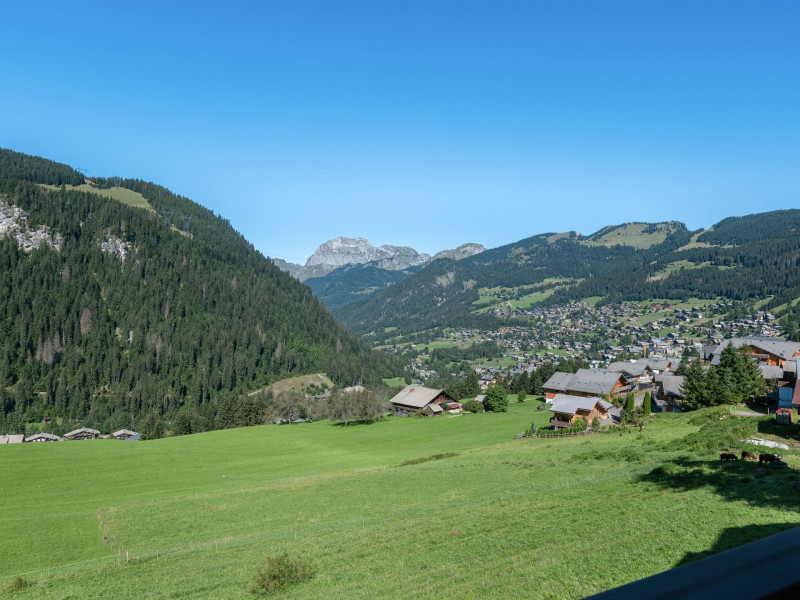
<box><xmin>1</xmin><ymin>1</ymin><xmax>798</xmax><ymax>263</ymax></box>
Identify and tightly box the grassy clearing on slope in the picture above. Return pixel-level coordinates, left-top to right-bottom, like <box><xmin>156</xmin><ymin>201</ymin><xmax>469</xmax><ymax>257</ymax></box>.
<box><xmin>39</xmin><ymin>183</ymin><xmax>154</xmax><ymax>212</ymax></box>
<box><xmin>582</xmin><ymin>223</ymin><xmax>678</xmax><ymax>249</ymax></box>
<box><xmin>248</xmin><ymin>373</ymin><xmax>334</xmax><ymax>397</ymax></box>
<box><xmin>3</xmin><ymin>407</ymin><xmax>800</xmax><ymax>599</ymax></box>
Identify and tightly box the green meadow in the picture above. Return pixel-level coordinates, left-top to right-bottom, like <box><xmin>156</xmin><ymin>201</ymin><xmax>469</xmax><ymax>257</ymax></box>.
<box><xmin>3</xmin><ymin>403</ymin><xmax>800</xmax><ymax>599</ymax></box>
<box><xmin>38</xmin><ymin>183</ymin><xmax>155</xmax><ymax>212</ymax></box>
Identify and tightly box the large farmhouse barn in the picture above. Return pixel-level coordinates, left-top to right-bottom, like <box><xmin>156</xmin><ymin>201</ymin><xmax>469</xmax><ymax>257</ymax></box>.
<box><xmin>390</xmin><ymin>385</ymin><xmax>453</xmax><ymax>415</ymax></box>
<box><xmin>64</xmin><ymin>428</ymin><xmax>101</xmax><ymax>440</ymax></box>
<box><xmin>542</xmin><ymin>369</ymin><xmax>627</xmax><ymax>400</ymax></box>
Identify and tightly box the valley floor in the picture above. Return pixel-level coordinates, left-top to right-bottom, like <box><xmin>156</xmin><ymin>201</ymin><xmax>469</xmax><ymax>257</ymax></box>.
<box><xmin>2</xmin><ymin>403</ymin><xmax>800</xmax><ymax>599</ymax></box>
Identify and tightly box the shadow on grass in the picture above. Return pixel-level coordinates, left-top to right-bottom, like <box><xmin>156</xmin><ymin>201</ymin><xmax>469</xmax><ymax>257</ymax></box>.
<box><xmin>330</xmin><ymin>418</ymin><xmax>384</xmax><ymax>427</ymax></box>
<box><xmin>756</xmin><ymin>418</ymin><xmax>800</xmax><ymax>440</ymax></box>
<box><xmin>676</xmin><ymin>523</ymin><xmax>799</xmax><ymax>567</ymax></box>
<box><xmin>638</xmin><ymin>458</ymin><xmax>800</xmax><ymax>512</ymax></box>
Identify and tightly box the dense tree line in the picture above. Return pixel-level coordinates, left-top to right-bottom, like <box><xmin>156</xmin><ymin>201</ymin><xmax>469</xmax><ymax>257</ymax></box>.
<box><xmin>679</xmin><ymin>344</ymin><xmax>766</xmax><ymax>410</ymax></box>
<box><xmin>0</xmin><ymin>148</ymin><xmax>84</xmax><ymax>186</ymax></box>
<box><xmin>0</xmin><ymin>150</ymin><xmax>402</xmax><ymax>435</ymax></box>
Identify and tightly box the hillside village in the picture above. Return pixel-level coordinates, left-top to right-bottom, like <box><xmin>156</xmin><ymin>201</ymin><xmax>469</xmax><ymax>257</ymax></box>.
<box><xmin>397</xmin><ymin>302</ymin><xmax>784</xmax><ymax>381</ymax></box>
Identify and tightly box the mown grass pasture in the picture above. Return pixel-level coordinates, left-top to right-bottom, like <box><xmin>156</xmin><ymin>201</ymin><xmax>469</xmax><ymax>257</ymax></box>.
<box><xmin>3</xmin><ymin>405</ymin><xmax>800</xmax><ymax>599</ymax></box>
<box><xmin>39</xmin><ymin>183</ymin><xmax>154</xmax><ymax>212</ymax></box>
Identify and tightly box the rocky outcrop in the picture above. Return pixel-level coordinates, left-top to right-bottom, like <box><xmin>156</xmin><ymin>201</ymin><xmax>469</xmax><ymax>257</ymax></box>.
<box><xmin>0</xmin><ymin>196</ymin><xmax>63</xmax><ymax>252</ymax></box>
<box><xmin>275</xmin><ymin>237</ymin><xmax>484</xmax><ymax>282</ymax></box>
<box><xmin>432</xmin><ymin>243</ymin><xmax>486</xmax><ymax>262</ymax></box>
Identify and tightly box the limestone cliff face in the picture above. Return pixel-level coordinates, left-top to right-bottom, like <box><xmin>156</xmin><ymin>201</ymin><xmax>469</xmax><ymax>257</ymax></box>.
<box><xmin>275</xmin><ymin>237</ymin><xmax>483</xmax><ymax>282</ymax></box>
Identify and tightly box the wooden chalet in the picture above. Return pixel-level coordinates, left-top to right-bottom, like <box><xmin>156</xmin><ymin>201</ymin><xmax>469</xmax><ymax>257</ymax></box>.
<box><xmin>543</xmin><ymin>369</ymin><xmax>627</xmax><ymax>400</ymax></box>
<box><xmin>112</xmin><ymin>429</ymin><xmax>141</xmax><ymax>441</ymax></box>
<box><xmin>24</xmin><ymin>432</ymin><xmax>63</xmax><ymax>442</ymax></box>
<box><xmin>549</xmin><ymin>394</ymin><xmax>613</xmax><ymax>429</ymax></box>
<box><xmin>64</xmin><ymin>427</ymin><xmax>101</xmax><ymax>440</ymax></box>
<box><xmin>654</xmin><ymin>374</ymin><xmax>685</xmax><ymax>412</ymax></box>
<box><xmin>0</xmin><ymin>434</ymin><xmax>25</xmax><ymax>444</ymax></box>
<box><xmin>390</xmin><ymin>385</ymin><xmax>453</xmax><ymax>416</ymax></box>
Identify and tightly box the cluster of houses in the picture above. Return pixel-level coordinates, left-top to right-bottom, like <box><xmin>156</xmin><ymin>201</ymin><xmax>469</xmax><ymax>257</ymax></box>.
<box><xmin>399</xmin><ymin>300</ymin><xmax>785</xmax><ymax>381</ymax></box>
<box><xmin>391</xmin><ymin>335</ymin><xmax>800</xmax><ymax>431</ymax></box>
<box><xmin>540</xmin><ymin>337</ymin><xmax>800</xmax><ymax>427</ymax></box>
<box><xmin>0</xmin><ymin>428</ymin><xmax>140</xmax><ymax>444</ymax></box>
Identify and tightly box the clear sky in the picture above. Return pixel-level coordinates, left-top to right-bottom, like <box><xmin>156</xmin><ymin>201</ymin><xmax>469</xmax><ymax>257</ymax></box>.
<box><xmin>1</xmin><ymin>1</ymin><xmax>798</xmax><ymax>264</ymax></box>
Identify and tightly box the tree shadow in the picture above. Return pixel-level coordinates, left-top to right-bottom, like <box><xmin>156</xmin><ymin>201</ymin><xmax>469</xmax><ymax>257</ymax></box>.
<box><xmin>638</xmin><ymin>457</ymin><xmax>800</xmax><ymax>512</ymax></box>
<box><xmin>676</xmin><ymin>523</ymin><xmax>798</xmax><ymax>566</ymax></box>
<box><xmin>756</xmin><ymin>418</ymin><xmax>800</xmax><ymax>441</ymax></box>
<box><xmin>330</xmin><ymin>418</ymin><xmax>383</xmax><ymax>427</ymax></box>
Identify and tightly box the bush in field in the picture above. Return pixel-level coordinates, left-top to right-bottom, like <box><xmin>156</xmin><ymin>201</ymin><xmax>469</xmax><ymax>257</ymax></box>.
<box><xmin>249</xmin><ymin>554</ymin><xmax>314</xmax><ymax>595</ymax></box>
<box><xmin>643</xmin><ymin>392</ymin><xmax>652</xmax><ymax>415</ymax></box>
<box><xmin>484</xmin><ymin>385</ymin><xmax>508</xmax><ymax>412</ymax></box>
<box><xmin>572</xmin><ymin>416</ymin><xmax>587</xmax><ymax>432</ymax></box>
<box><xmin>462</xmin><ymin>399</ymin><xmax>484</xmax><ymax>413</ymax></box>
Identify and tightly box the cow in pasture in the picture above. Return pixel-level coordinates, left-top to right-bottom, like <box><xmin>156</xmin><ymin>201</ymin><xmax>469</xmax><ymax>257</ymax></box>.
<box><xmin>741</xmin><ymin>451</ymin><xmax>758</xmax><ymax>461</ymax></box>
<box><xmin>720</xmin><ymin>453</ymin><xmax>738</xmax><ymax>461</ymax></box>
<box><xmin>759</xmin><ymin>453</ymin><xmax>782</xmax><ymax>465</ymax></box>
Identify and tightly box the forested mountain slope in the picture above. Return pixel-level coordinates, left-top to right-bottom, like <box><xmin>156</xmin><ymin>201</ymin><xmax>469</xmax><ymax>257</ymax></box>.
<box><xmin>334</xmin><ymin>213</ymin><xmax>800</xmax><ymax>337</ymax></box>
<box><xmin>0</xmin><ymin>149</ymin><xmax>397</xmax><ymax>434</ymax></box>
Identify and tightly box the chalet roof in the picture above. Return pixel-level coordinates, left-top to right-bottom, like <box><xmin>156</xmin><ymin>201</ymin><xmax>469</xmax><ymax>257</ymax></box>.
<box><xmin>25</xmin><ymin>432</ymin><xmax>62</xmax><ymax>442</ymax></box>
<box><xmin>661</xmin><ymin>375</ymin><xmax>685</xmax><ymax>398</ymax></box>
<box><xmin>566</xmin><ymin>369</ymin><xmax>625</xmax><ymax>395</ymax></box>
<box><xmin>390</xmin><ymin>385</ymin><xmax>445</xmax><ymax>409</ymax></box>
<box><xmin>640</xmin><ymin>357</ymin><xmax>676</xmax><ymax>372</ymax></box>
<box><xmin>425</xmin><ymin>403</ymin><xmax>443</xmax><ymax>413</ymax></box>
<box><xmin>0</xmin><ymin>434</ymin><xmax>25</xmax><ymax>444</ymax></box>
<box><xmin>542</xmin><ymin>371</ymin><xmax>574</xmax><ymax>392</ymax></box>
<box><xmin>608</xmin><ymin>362</ymin><xmax>651</xmax><ymax>377</ymax></box>
<box><xmin>475</xmin><ymin>395</ymin><xmax>486</xmax><ymax>403</ymax></box>
<box><xmin>550</xmin><ymin>394</ymin><xmax>613</xmax><ymax>416</ymax></box>
<box><xmin>759</xmin><ymin>365</ymin><xmax>785</xmax><ymax>380</ymax></box>
<box><xmin>112</xmin><ymin>429</ymin><xmax>140</xmax><ymax>438</ymax></box>
<box><xmin>64</xmin><ymin>427</ymin><xmax>101</xmax><ymax>438</ymax></box>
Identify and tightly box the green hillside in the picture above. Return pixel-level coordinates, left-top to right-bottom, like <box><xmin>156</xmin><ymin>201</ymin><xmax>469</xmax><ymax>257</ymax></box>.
<box><xmin>2</xmin><ymin>405</ymin><xmax>799</xmax><ymax>599</ymax></box>
<box><xmin>0</xmin><ymin>149</ymin><xmax>399</xmax><ymax>436</ymax></box>
<box><xmin>335</xmin><ymin>213</ymin><xmax>800</xmax><ymax>339</ymax></box>
<box><xmin>305</xmin><ymin>263</ymin><xmax>420</xmax><ymax>309</ymax></box>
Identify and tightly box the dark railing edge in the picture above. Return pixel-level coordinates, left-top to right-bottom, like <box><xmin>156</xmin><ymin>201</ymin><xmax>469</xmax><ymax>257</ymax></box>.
<box><xmin>585</xmin><ymin>524</ymin><xmax>800</xmax><ymax>600</ymax></box>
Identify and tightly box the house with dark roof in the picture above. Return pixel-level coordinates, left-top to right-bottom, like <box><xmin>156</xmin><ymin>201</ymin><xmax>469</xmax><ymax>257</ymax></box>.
<box><xmin>112</xmin><ymin>429</ymin><xmax>140</xmax><ymax>441</ymax></box>
<box><xmin>64</xmin><ymin>427</ymin><xmax>101</xmax><ymax>440</ymax></box>
<box><xmin>24</xmin><ymin>432</ymin><xmax>62</xmax><ymax>442</ymax></box>
<box><xmin>549</xmin><ymin>394</ymin><xmax>613</xmax><ymax>429</ymax></box>
<box><xmin>390</xmin><ymin>385</ymin><xmax>453</xmax><ymax>415</ymax></box>
<box><xmin>543</xmin><ymin>369</ymin><xmax>627</xmax><ymax>400</ymax></box>
<box><xmin>654</xmin><ymin>374</ymin><xmax>685</xmax><ymax>411</ymax></box>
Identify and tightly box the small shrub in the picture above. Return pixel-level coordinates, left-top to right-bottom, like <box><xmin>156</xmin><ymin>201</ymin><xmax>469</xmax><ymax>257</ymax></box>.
<box><xmin>5</xmin><ymin>577</ymin><xmax>31</xmax><ymax>593</ymax></box>
<box><xmin>462</xmin><ymin>399</ymin><xmax>483</xmax><ymax>413</ymax></box>
<box><xmin>249</xmin><ymin>554</ymin><xmax>314</xmax><ymax>595</ymax></box>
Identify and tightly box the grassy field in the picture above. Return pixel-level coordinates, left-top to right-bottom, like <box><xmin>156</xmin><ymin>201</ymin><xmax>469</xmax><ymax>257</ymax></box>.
<box><xmin>582</xmin><ymin>222</ymin><xmax>681</xmax><ymax>249</ymax></box>
<box><xmin>39</xmin><ymin>183</ymin><xmax>154</xmax><ymax>212</ymax></box>
<box><xmin>3</xmin><ymin>404</ymin><xmax>800</xmax><ymax>599</ymax></box>
<box><xmin>248</xmin><ymin>373</ymin><xmax>334</xmax><ymax>397</ymax></box>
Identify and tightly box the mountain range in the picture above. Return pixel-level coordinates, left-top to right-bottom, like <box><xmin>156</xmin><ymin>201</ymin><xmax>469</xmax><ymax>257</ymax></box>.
<box><xmin>331</xmin><ymin>215</ymin><xmax>800</xmax><ymax>341</ymax></box>
<box><xmin>274</xmin><ymin>238</ymin><xmax>486</xmax><ymax>309</ymax></box>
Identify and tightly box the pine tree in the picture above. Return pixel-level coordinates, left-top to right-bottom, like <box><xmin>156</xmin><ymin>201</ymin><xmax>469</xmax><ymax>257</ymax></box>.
<box><xmin>643</xmin><ymin>391</ymin><xmax>651</xmax><ymax>415</ymax></box>
<box><xmin>625</xmin><ymin>392</ymin><xmax>635</xmax><ymax>413</ymax></box>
